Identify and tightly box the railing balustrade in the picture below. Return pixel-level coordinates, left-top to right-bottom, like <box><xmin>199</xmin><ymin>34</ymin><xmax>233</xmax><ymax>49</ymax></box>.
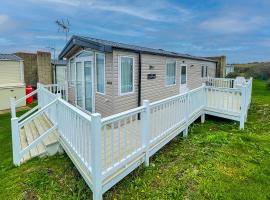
<box><xmin>10</xmin><ymin>77</ymin><xmax>253</xmax><ymax>200</ymax></box>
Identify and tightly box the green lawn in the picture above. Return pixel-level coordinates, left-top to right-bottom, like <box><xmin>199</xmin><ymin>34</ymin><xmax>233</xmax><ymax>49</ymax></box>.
<box><xmin>1</xmin><ymin>80</ymin><xmax>270</xmax><ymax>200</ymax></box>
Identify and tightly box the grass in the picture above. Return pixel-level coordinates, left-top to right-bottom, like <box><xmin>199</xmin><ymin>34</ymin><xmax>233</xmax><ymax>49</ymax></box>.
<box><xmin>1</xmin><ymin>80</ymin><xmax>270</xmax><ymax>199</ymax></box>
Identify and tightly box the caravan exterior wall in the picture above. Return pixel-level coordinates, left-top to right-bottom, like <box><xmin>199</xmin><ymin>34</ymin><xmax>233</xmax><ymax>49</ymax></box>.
<box><xmin>66</xmin><ymin>49</ymin><xmax>216</xmax><ymax>117</ymax></box>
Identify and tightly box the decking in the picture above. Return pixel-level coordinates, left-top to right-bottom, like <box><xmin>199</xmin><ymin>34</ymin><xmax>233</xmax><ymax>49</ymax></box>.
<box><xmin>10</xmin><ymin>78</ymin><xmax>252</xmax><ymax>200</ymax></box>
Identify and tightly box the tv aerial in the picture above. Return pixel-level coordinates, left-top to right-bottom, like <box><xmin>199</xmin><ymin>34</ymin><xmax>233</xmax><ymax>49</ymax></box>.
<box><xmin>55</xmin><ymin>18</ymin><xmax>70</xmax><ymax>42</ymax></box>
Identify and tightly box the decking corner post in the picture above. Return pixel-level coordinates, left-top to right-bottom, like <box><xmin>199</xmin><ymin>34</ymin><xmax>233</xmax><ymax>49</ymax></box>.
<box><xmin>201</xmin><ymin>83</ymin><xmax>206</xmax><ymax>124</ymax></box>
<box><xmin>65</xmin><ymin>81</ymin><xmax>69</xmax><ymax>101</ymax></box>
<box><xmin>183</xmin><ymin>93</ymin><xmax>190</xmax><ymax>137</ymax></box>
<box><xmin>142</xmin><ymin>100</ymin><xmax>150</xmax><ymax>167</ymax></box>
<box><xmin>240</xmin><ymin>84</ymin><xmax>246</xmax><ymax>129</ymax></box>
<box><xmin>37</xmin><ymin>83</ymin><xmax>41</xmax><ymax>108</ymax></box>
<box><xmin>91</xmin><ymin>113</ymin><xmax>103</xmax><ymax>200</ymax></box>
<box><xmin>10</xmin><ymin>97</ymin><xmax>16</xmax><ymax>118</ymax></box>
<box><xmin>11</xmin><ymin>117</ymin><xmax>20</xmax><ymax>166</ymax></box>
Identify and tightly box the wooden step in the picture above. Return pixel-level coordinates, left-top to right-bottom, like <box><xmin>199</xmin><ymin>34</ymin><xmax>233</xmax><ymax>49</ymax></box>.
<box><xmin>19</xmin><ymin>127</ymin><xmax>31</xmax><ymax>162</ymax></box>
<box><xmin>40</xmin><ymin>114</ymin><xmax>58</xmax><ymax>145</ymax></box>
<box><xmin>28</xmin><ymin>120</ymin><xmax>46</xmax><ymax>156</ymax></box>
<box><xmin>33</xmin><ymin>116</ymin><xmax>54</xmax><ymax>146</ymax></box>
<box><xmin>23</xmin><ymin>122</ymin><xmax>42</xmax><ymax>158</ymax></box>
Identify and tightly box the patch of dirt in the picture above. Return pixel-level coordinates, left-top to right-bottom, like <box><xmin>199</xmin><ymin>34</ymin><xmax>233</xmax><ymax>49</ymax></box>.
<box><xmin>24</xmin><ymin>190</ymin><xmax>38</xmax><ymax>200</ymax></box>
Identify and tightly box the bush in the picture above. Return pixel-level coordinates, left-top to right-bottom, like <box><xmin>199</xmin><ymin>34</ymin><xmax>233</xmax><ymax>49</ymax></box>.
<box><xmin>267</xmin><ymin>79</ymin><xmax>270</xmax><ymax>89</ymax></box>
<box><xmin>225</xmin><ymin>72</ymin><xmax>239</xmax><ymax>78</ymax></box>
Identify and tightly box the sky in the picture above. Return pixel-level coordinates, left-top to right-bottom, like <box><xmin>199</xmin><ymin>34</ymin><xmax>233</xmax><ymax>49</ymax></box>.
<box><xmin>0</xmin><ymin>0</ymin><xmax>270</xmax><ymax>63</ymax></box>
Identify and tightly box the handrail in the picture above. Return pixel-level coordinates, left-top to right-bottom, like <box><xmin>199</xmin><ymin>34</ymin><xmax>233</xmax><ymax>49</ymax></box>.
<box><xmin>58</xmin><ymin>98</ymin><xmax>92</xmax><ymax>122</ymax></box>
<box><xmin>19</xmin><ymin>99</ymin><xmax>58</xmax><ymax>128</ymax></box>
<box><xmin>15</xmin><ymin>88</ymin><xmax>39</xmax><ymax>105</ymax></box>
<box><xmin>150</xmin><ymin>85</ymin><xmax>204</xmax><ymax>107</ymax></box>
<box><xmin>18</xmin><ymin>105</ymin><xmax>39</xmax><ymax>122</ymax></box>
<box><xmin>101</xmin><ymin>106</ymin><xmax>145</xmax><ymax>125</ymax></box>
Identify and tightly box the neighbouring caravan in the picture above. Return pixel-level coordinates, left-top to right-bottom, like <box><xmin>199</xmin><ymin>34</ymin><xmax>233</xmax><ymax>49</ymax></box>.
<box><xmin>0</xmin><ymin>54</ymin><xmax>25</xmax><ymax>110</ymax></box>
<box><xmin>59</xmin><ymin>35</ymin><xmax>217</xmax><ymax>117</ymax></box>
<box><xmin>52</xmin><ymin>59</ymin><xmax>68</xmax><ymax>85</ymax></box>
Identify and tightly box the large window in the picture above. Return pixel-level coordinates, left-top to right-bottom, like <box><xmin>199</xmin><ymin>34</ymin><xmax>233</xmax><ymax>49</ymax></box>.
<box><xmin>166</xmin><ymin>61</ymin><xmax>176</xmax><ymax>85</ymax></box>
<box><xmin>119</xmin><ymin>56</ymin><xmax>134</xmax><ymax>94</ymax></box>
<box><xmin>201</xmin><ymin>66</ymin><xmax>208</xmax><ymax>77</ymax></box>
<box><xmin>96</xmin><ymin>53</ymin><xmax>105</xmax><ymax>94</ymax></box>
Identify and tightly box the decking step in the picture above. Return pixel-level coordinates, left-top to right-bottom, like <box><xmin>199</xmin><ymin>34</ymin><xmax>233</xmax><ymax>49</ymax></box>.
<box><xmin>23</xmin><ymin>122</ymin><xmax>45</xmax><ymax>158</ymax></box>
<box><xmin>33</xmin><ymin>116</ymin><xmax>54</xmax><ymax>146</ymax></box>
<box><xmin>41</xmin><ymin>114</ymin><xmax>58</xmax><ymax>145</ymax></box>
<box><xmin>19</xmin><ymin>128</ymin><xmax>31</xmax><ymax>162</ymax></box>
<box><xmin>28</xmin><ymin>120</ymin><xmax>46</xmax><ymax>155</ymax></box>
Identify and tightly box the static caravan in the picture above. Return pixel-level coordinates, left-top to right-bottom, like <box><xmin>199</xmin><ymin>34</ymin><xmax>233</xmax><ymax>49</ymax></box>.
<box><xmin>59</xmin><ymin>35</ymin><xmax>217</xmax><ymax>117</ymax></box>
<box><xmin>52</xmin><ymin>59</ymin><xmax>68</xmax><ymax>85</ymax></box>
<box><xmin>0</xmin><ymin>54</ymin><xmax>25</xmax><ymax>110</ymax></box>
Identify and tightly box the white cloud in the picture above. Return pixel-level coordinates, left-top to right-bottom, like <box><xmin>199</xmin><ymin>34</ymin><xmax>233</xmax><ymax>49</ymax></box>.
<box><xmin>29</xmin><ymin>0</ymin><xmax>80</xmax><ymax>6</ymax></box>
<box><xmin>200</xmin><ymin>16</ymin><xmax>265</xmax><ymax>34</ymax></box>
<box><xmin>0</xmin><ymin>14</ymin><xmax>19</xmax><ymax>33</ymax></box>
<box><xmin>0</xmin><ymin>37</ymin><xmax>14</xmax><ymax>45</ymax></box>
<box><xmin>92</xmin><ymin>26</ymin><xmax>142</xmax><ymax>37</ymax></box>
<box><xmin>0</xmin><ymin>14</ymin><xmax>9</xmax><ymax>25</ymax></box>
<box><xmin>86</xmin><ymin>1</ymin><xmax>191</xmax><ymax>22</ymax></box>
<box><xmin>35</xmin><ymin>35</ymin><xmax>66</xmax><ymax>40</ymax></box>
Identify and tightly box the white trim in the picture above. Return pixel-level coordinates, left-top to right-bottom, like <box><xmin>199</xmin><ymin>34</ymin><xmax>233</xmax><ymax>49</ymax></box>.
<box><xmin>19</xmin><ymin>60</ymin><xmax>24</xmax><ymax>84</ymax></box>
<box><xmin>72</xmin><ymin>50</ymin><xmax>95</xmax><ymax>113</ymax></box>
<box><xmin>95</xmin><ymin>52</ymin><xmax>106</xmax><ymax>95</ymax></box>
<box><xmin>118</xmin><ymin>55</ymin><xmax>135</xmax><ymax>96</ymax></box>
<box><xmin>179</xmin><ymin>64</ymin><xmax>188</xmax><ymax>93</ymax></box>
<box><xmin>165</xmin><ymin>60</ymin><xmax>176</xmax><ymax>87</ymax></box>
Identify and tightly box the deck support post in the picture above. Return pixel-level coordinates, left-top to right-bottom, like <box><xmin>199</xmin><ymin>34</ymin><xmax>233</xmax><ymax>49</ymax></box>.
<box><xmin>201</xmin><ymin>113</ymin><xmax>205</xmax><ymax>123</ymax></box>
<box><xmin>183</xmin><ymin>93</ymin><xmax>190</xmax><ymax>137</ymax></box>
<box><xmin>91</xmin><ymin>113</ymin><xmax>103</xmax><ymax>200</ymax></box>
<box><xmin>240</xmin><ymin>84</ymin><xmax>246</xmax><ymax>129</ymax></box>
<box><xmin>142</xmin><ymin>100</ymin><xmax>150</xmax><ymax>167</ymax></box>
<box><xmin>11</xmin><ymin>116</ymin><xmax>20</xmax><ymax>166</ymax></box>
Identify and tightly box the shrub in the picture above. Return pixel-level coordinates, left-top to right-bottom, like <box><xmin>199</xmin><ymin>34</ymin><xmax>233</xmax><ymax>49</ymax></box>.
<box><xmin>225</xmin><ymin>72</ymin><xmax>239</xmax><ymax>78</ymax></box>
<box><xmin>267</xmin><ymin>79</ymin><xmax>270</xmax><ymax>89</ymax></box>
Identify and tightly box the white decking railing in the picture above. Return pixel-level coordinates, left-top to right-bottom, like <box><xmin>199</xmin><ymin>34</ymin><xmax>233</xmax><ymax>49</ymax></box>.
<box><xmin>10</xmin><ymin>77</ymin><xmax>253</xmax><ymax>200</ymax></box>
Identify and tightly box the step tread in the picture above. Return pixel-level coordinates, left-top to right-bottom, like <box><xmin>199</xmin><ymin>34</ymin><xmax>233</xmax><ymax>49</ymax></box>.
<box><xmin>41</xmin><ymin>114</ymin><xmax>58</xmax><ymax>144</ymax></box>
<box><xmin>28</xmin><ymin>120</ymin><xmax>46</xmax><ymax>155</ymax></box>
<box><xmin>33</xmin><ymin>116</ymin><xmax>52</xmax><ymax>146</ymax></box>
<box><xmin>19</xmin><ymin>128</ymin><xmax>31</xmax><ymax>162</ymax></box>
<box><xmin>39</xmin><ymin>114</ymin><xmax>58</xmax><ymax>144</ymax></box>
<box><xmin>24</xmin><ymin>122</ymin><xmax>40</xmax><ymax>158</ymax></box>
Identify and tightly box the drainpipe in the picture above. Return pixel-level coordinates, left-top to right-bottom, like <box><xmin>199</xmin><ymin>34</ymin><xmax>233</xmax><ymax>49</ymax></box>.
<box><xmin>138</xmin><ymin>52</ymin><xmax>142</xmax><ymax>120</ymax></box>
<box><xmin>138</xmin><ymin>51</ymin><xmax>142</xmax><ymax>107</ymax></box>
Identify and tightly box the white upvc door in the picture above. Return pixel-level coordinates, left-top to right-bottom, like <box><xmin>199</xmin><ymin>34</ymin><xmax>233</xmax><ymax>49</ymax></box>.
<box><xmin>180</xmin><ymin>65</ymin><xmax>188</xmax><ymax>93</ymax></box>
<box><xmin>75</xmin><ymin>53</ymin><xmax>94</xmax><ymax>113</ymax></box>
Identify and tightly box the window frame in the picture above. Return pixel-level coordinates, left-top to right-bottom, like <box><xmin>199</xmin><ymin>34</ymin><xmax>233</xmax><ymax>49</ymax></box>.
<box><xmin>165</xmin><ymin>60</ymin><xmax>177</xmax><ymax>86</ymax></box>
<box><xmin>95</xmin><ymin>52</ymin><xmax>106</xmax><ymax>95</ymax></box>
<box><xmin>201</xmin><ymin>65</ymin><xmax>208</xmax><ymax>78</ymax></box>
<box><xmin>118</xmin><ymin>55</ymin><xmax>135</xmax><ymax>96</ymax></box>
<box><xmin>180</xmin><ymin>64</ymin><xmax>187</xmax><ymax>85</ymax></box>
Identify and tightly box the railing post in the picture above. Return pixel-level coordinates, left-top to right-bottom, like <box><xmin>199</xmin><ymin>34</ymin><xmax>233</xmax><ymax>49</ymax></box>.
<box><xmin>65</xmin><ymin>81</ymin><xmax>69</xmax><ymax>101</ymax></box>
<box><xmin>37</xmin><ymin>83</ymin><xmax>41</xmax><ymax>108</ymax></box>
<box><xmin>240</xmin><ymin>84</ymin><xmax>246</xmax><ymax>129</ymax></box>
<box><xmin>11</xmin><ymin>117</ymin><xmax>20</xmax><ymax>166</ymax></box>
<box><xmin>183</xmin><ymin>93</ymin><xmax>189</xmax><ymax>137</ymax></box>
<box><xmin>10</xmin><ymin>97</ymin><xmax>16</xmax><ymax>118</ymax></box>
<box><xmin>201</xmin><ymin>83</ymin><xmax>206</xmax><ymax>123</ymax></box>
<box><xmin>91</xmin><ymin>113</ymin><xmax>103</xmax><ymax>200</ymax></box>
<box><xmin>142</xmin><ymin>100</ymin><xmax>150</xmax><ymax>167</ymax></box>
